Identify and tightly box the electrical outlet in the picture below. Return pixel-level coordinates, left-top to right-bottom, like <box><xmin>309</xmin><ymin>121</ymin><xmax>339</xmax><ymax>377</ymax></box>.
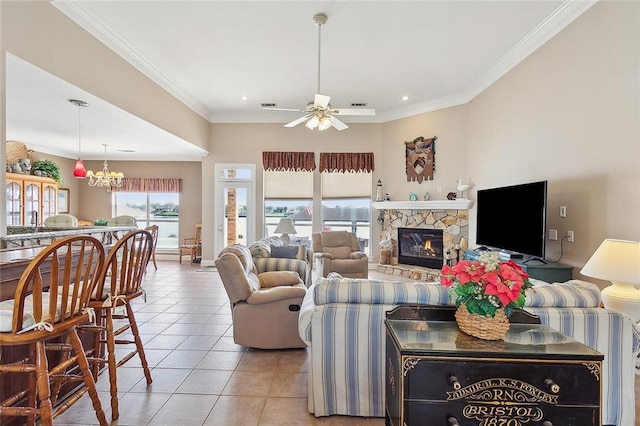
<box><xmin>567</xmin><ymin>230</ymin><xmax>574</xmax><ymax>243</ymax></box>
<box><xmin>437</xmin><ymin>186</ymin><xmax>442</xmax><ymax>192</ymax></box>
<box><xmin>560</xmin><ymin>206</ymin><xmax>567</xmax><ymax>218</ymax></box>
<box><xmin>549</xmin><ymin>229</ymin><xmax>558</xmax><ymax>241</ymax></box>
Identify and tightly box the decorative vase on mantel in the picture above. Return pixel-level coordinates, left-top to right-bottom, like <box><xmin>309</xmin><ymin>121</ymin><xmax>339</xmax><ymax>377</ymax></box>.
<box><xmin>454</xmin><ymin>304</ymin><xmax>510</xmax><ymax>341</ymax></box>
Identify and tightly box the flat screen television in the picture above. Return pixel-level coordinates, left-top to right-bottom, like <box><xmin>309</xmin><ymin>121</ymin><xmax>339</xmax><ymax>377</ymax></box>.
<box><xmin>476</xmin><ymin>180</ymin><xmax>547</xmax><ymax>259</ymax></box>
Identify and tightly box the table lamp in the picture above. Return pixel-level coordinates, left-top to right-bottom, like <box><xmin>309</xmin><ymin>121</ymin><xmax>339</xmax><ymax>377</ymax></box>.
<box><xmin>274</xmin><ymin>217</ymin><xmax>297</xmax><ymax>245</ymax></box>
<box><xmin>580</xmin><ymin>239</ymin><xmax>640</xmax><ymax>322</ymax></box>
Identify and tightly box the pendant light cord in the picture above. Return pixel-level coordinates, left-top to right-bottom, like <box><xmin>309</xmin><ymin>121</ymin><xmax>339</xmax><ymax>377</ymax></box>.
<box><xmin>78</xmin><ymin>105</ymin><xmax>82</xmax><ymax>156</ymax></box>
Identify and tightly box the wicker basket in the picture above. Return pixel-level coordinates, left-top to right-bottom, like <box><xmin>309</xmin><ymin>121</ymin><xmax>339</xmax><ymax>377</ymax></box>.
<box><xmin>455</xmin><ymin>304</ymin><xmax>510</xmax><ymax>341</ymax></box>
<box><xmin>6</xmin><ymin>141</ymin><xmax>35</xmax><ymax>164</ymax></box>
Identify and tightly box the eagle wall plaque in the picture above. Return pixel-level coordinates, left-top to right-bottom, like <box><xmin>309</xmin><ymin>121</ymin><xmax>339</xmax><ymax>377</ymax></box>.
<box><xmin>405</xmin><ymin>136</ymin><xmax>437</xmax><ymax>183</ymax></box>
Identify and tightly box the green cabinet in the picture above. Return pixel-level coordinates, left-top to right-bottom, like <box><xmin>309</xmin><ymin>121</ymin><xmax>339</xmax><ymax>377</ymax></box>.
<box><xmin>464</xmin><ymin>250</ymin><xmax>573</xmax><ymax>282</ymax></box>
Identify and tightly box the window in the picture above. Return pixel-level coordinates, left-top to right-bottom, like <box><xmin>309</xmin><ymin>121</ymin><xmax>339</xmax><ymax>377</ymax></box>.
<box><xmin>112</xmin><ymin>192</ymin><xmax>179</xmax><ymax>249</ymax></box>
<box><xmin>321</xmin><ymin>171</ymin><xmax>372</xmax><ymax>255</ymax></box>
<box><xmin>264</xmin><ymin>170</ymin><xmax>313</xmax><ymax>243</ymax></box>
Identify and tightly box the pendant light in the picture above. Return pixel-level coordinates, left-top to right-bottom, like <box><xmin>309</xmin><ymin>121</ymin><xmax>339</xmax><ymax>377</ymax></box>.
<box><xmin>69</xmin><ymin>99</ymin><xmax>88</xmax><ymax>178</ymax></box>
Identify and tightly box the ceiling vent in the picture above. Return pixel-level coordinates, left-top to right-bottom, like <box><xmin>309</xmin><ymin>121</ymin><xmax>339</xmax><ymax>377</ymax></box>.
<box><xmin>261</xmin><ymin>103</ymin><xmax>277</xmax><ymax>108</ymax></box>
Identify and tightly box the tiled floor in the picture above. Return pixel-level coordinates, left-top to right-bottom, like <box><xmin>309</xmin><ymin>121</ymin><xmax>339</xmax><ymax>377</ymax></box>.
<box><xmin>55</xmin><ymin>261</ymin><xmax>385</xmax><ymax>425</ymax></box>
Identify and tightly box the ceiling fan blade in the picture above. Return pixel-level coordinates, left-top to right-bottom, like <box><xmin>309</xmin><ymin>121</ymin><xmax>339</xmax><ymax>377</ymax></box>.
<box><xmin>314</xmin><ymin>94</ymin><xmax>331</xmax><ymax>109</ymax></box>
<box><xmin>328</xmin><ymin>116</ymin><xmax>349</xmax><ymax>131</ymax></box>
<box><xmin>284</xmin><ymin>114</ymin><xmax>312</xmax><ymax>128</ymax></box>
<box><xmin>331</xmin><ymin>108</ymin><xmax>376</xmax><ymax>116</ymax></box>
<box><xmin>263</xmin><ymin>107</ymin><xmax>306</xmax><ymax>112</ymax></box>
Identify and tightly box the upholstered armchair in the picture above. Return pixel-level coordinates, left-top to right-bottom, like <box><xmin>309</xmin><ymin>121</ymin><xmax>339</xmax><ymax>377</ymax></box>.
<box><xmin>106</xmin><ymin>215</ymin><xmax>137</xmax><ymax>226</ymax></box>
<box><xmin>44</xmin><ymin>214</ymin><xmax>78</xmax><ymax>228</ymax></box>
<box><xmin>215</xmin><ymin>244</ymin><xmax>307</xmax><ymax>349</ymax></box>
<box><xmin>312</xmin><ymin>231</ymin><xmax>368</xmax><ymax>278</ymax></box>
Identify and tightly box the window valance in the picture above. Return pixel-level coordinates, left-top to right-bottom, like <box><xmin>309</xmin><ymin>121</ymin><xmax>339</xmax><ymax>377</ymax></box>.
<box><xmin>110</xmin><ymin>178</ymin><xmax>182</xmax><ymax>193</ymax></box>
<box><xmin>262</xmin><ymin>152</ymin><xmax>316</xmax><ymax>171</ymax></box>
<box><xmin>319</xmin><ymin>152</ymin><xmax>375</xmax><ymax>173</ymax></box>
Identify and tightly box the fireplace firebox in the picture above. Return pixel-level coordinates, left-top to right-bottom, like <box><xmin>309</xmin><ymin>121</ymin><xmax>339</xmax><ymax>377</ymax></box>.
<box><xmin>397</xmin><ymin>227</ymin><xmax>444</xmax><ymax>269</ymax></box>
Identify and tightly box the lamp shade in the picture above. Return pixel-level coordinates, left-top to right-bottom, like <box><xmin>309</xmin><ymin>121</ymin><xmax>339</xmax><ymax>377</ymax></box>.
<box><xmin>581</xmin><ymin>239</ymin><xmax>640</xmax><ymax>322</ymax></box>
<box><xmin>581</xmin><ymin>239</ymin><xmax>640</xmax><ymax>285</ymax></box>
<box><xmin>73</xmin><ymin>159</ymin><xmax>87</xmax><ymax>178</ymax></box>
<box><xmin>274</xmin><ymin>218</ymin><xmax>297</xmax><ymax>235</ymax></box>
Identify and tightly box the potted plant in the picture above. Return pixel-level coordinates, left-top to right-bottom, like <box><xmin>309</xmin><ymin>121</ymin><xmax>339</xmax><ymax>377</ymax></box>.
<box><xmin>440</xmin><ymin>252</ymin><xmax>533</xmax><ymax>340</ymax></box>
<box><xmin>32</xmin><ymin>159</ymin><xmax>63</xmax><ymax>185</ymax></box>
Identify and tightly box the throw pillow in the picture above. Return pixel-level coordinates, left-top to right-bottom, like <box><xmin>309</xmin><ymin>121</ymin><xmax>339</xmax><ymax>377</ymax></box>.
<box><xmin>258</xmin><ymin>271</ymin><xmax>301</xmax><ymax>288</ymax></box>
<box><xmin>270</xmin><ymin>245</ymin><xmax>298</xmax><ymax>259</ymax></box>
<box><xmin>296</xmin><ymin>245</ymin><xmax>308</xmax><ymax>261</ymax></box>
<box><xmin>249</xmin><ymin>239</ymin><xmax>271</xmax><ymax>258</ymax></box>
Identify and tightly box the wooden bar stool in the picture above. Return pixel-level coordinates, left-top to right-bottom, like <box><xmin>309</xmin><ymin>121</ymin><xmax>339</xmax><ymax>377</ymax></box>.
<box><xmin>144</xmin><ymin>224</ymin><xmax>159</xmax><ymax>270</ymax></box>
<box><xmin>79</xmin><ymin>229</ymin><xmax>154</xmax><ymax>420</ymax></box>
<box><xmin>0</xmin><ymin>235</ymin><xmax>108</xmax><ymax>426</ymax></box>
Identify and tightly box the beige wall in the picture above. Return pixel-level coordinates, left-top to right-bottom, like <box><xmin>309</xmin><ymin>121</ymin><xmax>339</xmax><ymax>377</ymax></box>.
<box><xmin>203</xmin><ymin>123</ymin><xmax>383</xmax><ymax>261</ymax></box>
<box><xmin>18</xmin><ymin>153</ymin><xmax>202</xmax><ymax>243</ymax></box>
<box><xmin>77</xmin><ymin>160</ymin><xmax>202</xmax><ymax>242</ymax></box>
<box><xmin>1</xmin><ymin>1</ymin><xmax>210</xmax><ymax>241</ymax></box>
<box><xmin>466</xmin><ymin>1</ymin><xmax>639</xmax><ymax>285</ymax></box>
<box><xmin>381</xmin><ymin>105</ymin><xmax>469</xmax><ymax>201</ymax></box>
<box><xmin>202</xmin><ymin>108</ymin><xmax>469</xmax><ymax>262</ymax></box>
<box><xmin>0</xmin><ymin>1</ymin><xmax>210</xmax><ymax>151</ymax></box>
<box><xmin>2</xmin><ymin>1</ymin><xmax>638</xmax><ymax>287</ymax></box>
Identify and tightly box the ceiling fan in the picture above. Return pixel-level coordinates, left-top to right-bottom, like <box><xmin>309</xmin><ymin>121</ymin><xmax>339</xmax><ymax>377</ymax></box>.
<box><xmin>263</xmin><ymin>13</ymin><xmax>376</xmax><ymax>131</ymax></box>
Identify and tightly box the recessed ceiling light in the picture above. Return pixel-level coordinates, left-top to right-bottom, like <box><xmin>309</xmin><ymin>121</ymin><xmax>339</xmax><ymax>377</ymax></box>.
<box><xmin>401</xmin><ymin>95</ymin><xmax>409</xmax><ymax>101</ymax></box>
<box><xmin>241</xmin><ymin>96</ymin><xmax>248</xmax><ymax>101</ymax></box>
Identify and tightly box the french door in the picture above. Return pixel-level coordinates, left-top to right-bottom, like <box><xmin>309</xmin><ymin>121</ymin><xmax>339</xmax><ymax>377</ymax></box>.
<box><xmin>214</xmin><ymin>164</ymin><xmax>255</xmax><ymax>256</ymax></box>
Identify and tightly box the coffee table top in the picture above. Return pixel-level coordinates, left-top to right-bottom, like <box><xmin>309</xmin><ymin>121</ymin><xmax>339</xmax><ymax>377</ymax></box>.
<box><xmin>385</xmin><ymin>319</ymin><xmax>603</xmax><ymax>361</ymax></box>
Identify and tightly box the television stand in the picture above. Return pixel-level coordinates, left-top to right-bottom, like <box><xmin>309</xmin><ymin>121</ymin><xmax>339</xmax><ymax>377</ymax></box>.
<box><xmin>523</xmin><ymin>257</ymin><xmax>547</xmax><ymax>264</ymax></box>
<box><xmin>464</xmin><ymin>250</ymin><xmax>573</xmax><ymax>282</ymax></box>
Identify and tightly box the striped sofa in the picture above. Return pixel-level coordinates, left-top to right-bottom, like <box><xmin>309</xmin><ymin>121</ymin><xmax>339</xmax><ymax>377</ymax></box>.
<box><xmin>298</xmin><ymin>276</ymin><xmax>640</xmax><ymax>425</ymax></box>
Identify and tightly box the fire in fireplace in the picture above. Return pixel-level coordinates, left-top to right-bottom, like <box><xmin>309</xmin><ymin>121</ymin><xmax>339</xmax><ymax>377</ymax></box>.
<box><xmin>397</xmin><ymin>227</ymin><xmax>444</xmax><ymax>269</ymax></box>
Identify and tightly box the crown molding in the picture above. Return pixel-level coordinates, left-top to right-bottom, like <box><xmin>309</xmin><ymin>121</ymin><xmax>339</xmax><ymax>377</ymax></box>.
<box><xmin>53</xmin><ymin>1</ymin><xmax>213</xmax><ymax>121</ymax></box>
<box><xmin>463</xmin><ymin>0</ymin><xmax>598</xmax><ymax>101</ymax></box>
<box><xmin>53</xmin><ymin>0</ymin><xmax>597</xmax><ymax>125</ymax></box>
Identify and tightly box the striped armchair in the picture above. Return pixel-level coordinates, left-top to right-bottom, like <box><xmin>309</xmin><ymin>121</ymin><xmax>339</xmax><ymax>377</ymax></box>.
<box><xmin>249</xmin><ymin>237</ymin><xmax>313</xmax><ymax>286</ymax></box>
<box><xmin>298</xmin><ymin>276</ymin><xmax>640</xmax><ymax>425</ymax></box>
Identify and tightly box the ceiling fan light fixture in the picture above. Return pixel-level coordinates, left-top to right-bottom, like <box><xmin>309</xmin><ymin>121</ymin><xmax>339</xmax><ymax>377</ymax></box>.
<box><xmin>318</xmin><ymin>116</ymin><xmax>332</xmax><ymax>131</ymax></box>
<box><xmin>306</xmin><ymin>115</ymin><xmax>321</xmax><ymax>130</ymax></box>
<box><xmin>267</xmin><ymin>12</ymin><xmax>375</xmax><ymax>131</ymax></box>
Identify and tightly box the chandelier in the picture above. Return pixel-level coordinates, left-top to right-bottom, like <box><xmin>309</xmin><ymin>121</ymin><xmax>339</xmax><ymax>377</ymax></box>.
<box><xmin>86</xmin><ymin>144</ymin><xmax>124</xmax><ymax>188</ymax></box>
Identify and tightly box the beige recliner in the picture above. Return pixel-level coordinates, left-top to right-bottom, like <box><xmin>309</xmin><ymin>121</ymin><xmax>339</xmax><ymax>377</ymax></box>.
<box><xmin>215</xmin><ymin>244</ymin><xmax>306</xmax><ymax>349</ymax></box>
<box><xmin>312</xmin><ymin>231</ymin><xmax>369</xmax><ymax>278</ymax></box>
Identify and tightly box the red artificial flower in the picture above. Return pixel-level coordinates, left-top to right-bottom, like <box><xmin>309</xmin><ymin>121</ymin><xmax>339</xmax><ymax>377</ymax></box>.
<box><xmin>440</xmin><ymin>265</ymin><xmax>457</xmax><ymax>288</ymax></box>
<box><xmin>454</xmin><ymin>260</ymin><xmax>485</xmax><ymax>284</ymax></box>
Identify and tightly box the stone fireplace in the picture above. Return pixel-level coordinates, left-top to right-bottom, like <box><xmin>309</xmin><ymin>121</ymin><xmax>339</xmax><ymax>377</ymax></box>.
<box><xmin>373</xmin><ymin>200</ymin><xmax>471</xmax><ymax>276</ymax></box>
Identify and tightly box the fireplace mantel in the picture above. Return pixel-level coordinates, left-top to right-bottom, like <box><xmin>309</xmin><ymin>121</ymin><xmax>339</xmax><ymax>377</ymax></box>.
<box><xmin>371</xmin><ymin>199</ymin><xmax>473</xmax><ymax>210</ymax></box>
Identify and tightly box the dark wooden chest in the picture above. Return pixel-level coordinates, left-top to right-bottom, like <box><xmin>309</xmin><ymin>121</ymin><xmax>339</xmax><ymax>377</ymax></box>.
<box><xmin>385</xmin><ymin>320</ymin><xmax>603</xmax><ymax>426</ymax></box>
